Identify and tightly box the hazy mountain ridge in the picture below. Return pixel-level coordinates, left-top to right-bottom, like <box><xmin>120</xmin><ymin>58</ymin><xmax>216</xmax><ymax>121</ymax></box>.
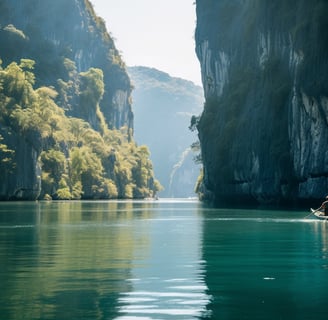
<box><xmin>128</xmin><ymin>66</ymin><xmax>204</xmax><ymax>197</ymax></box>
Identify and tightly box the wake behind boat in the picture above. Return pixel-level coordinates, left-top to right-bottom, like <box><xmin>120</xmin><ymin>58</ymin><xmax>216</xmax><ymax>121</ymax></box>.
<box><xmin>311</xmin><ymin>208</ymin><xmax>328</xmax><ymax>220</ymax></box>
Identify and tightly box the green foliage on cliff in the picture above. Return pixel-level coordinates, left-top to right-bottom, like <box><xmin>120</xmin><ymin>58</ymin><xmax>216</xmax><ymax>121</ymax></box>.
<box><xmin>0</xmin><ymin>58</ymin><xmax>161</xmax><ymax>200</ymax></box>
<box><xmin>0</xmin><ymin>0</ymin><xmax>132</xmax><ymax>131</ymax></box>
<box><xmin>3</xmin><ymin>24</ymin><xmax>27</xmax><ymax>40</ymax></box>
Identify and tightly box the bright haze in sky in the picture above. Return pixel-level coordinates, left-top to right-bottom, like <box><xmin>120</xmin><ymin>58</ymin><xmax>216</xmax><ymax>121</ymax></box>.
<box><xmin>91</xmin><ymin>0</ymin><xmax>202</xmax><ymax>85</ymax></box>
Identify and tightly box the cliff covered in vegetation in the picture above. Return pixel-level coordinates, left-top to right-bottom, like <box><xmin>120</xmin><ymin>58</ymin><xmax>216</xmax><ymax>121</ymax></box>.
<box><xmin>195</xmin><ymin>0</ymin><xmax>328</xmax><ymax>205</ymax></box>
<box><xmin>0</xmin><ymin>0</ymin><xmax>160</xmax><ymax>200</ymax></box>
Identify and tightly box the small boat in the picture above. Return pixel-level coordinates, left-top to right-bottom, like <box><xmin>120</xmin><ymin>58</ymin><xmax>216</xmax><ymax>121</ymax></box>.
<box><xmin>311</xmin><ymin>208</ymin><xmax>328</xmax><ymax>220</ymax></box>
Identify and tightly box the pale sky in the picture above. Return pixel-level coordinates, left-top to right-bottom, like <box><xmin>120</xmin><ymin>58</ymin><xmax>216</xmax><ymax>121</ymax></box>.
<box><xmin>91</xmin><ymin>0</ymin><xmax>202</xmax><ymax>85</ymax></box>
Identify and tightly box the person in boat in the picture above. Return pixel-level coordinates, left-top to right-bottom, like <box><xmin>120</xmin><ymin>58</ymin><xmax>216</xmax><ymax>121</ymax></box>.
<box><xmin>318</xmin><ymin>196</ymin><xmax>328</xmax><ymax>216</ymax></box>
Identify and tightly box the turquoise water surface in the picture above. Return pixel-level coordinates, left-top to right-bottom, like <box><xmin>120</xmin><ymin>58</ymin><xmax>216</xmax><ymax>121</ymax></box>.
<box><xmin>0</xmin><ymin>200</ymin><xmax>327</xmax><ymax>319</ymax></box>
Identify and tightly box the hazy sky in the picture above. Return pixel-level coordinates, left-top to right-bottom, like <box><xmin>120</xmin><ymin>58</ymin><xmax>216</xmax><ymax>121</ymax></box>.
<box><xmin>91</xmin><ymin>0</ymin><xmax>202</xmax><ymax>85</ymax></box>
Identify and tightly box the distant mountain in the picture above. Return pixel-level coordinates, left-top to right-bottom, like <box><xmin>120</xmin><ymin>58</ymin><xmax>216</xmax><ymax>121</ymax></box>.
<box><xmin>128</xmin><ymin>66</ymin><xmax>204</xmax><ymax>197</ymax></box>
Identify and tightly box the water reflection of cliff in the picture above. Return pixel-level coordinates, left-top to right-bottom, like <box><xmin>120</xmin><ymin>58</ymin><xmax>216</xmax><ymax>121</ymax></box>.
<box><xmin>0</xmin><ymin>201</ymin><xmax>154</xmax><ymax>320</ymax></box>
<box><xmin>313</xmin><ymin>221</ymin><xmax>328</xmax><ymax>270</ymax></box>
<box><xmin>201</xmin><ymin>209</ymin><xmax>328</xmax><ymax>319</ymax></box>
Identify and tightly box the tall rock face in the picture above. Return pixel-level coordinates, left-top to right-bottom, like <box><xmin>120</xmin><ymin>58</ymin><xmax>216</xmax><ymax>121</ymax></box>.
<box><xmin>0</xmin><ymin>127</ymin><xmax>41</xmax><ymax>200</ymax></box>
<box><xmin>0</xmin><ymin>0</ymin><xmax>159</xmax><ymax>200</ymax></box>
<box><xmin>0</xmin><ymin>0</ymin><xmax>133</xmax><ymax>130</ymax></box>
<box><xmin>195</xmin><ymin>0</ymin><xmax>328</xmax><ymax>205</ymax></box>
<box><xmin>128</xmin><ymin>66</ymin><xmax>203</xmax><ymax>197</ymax></box>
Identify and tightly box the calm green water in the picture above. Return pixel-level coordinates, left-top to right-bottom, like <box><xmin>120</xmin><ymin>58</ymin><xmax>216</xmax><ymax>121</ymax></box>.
<box><xmin>0</xmin><ymin>200</ymin><xmax>327</xmax><ymax>319</ymax></box>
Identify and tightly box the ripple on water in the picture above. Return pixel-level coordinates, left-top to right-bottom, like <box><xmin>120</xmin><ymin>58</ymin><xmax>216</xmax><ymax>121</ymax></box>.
<box><xmin>116</xmin><ymin>276</ymin><xmax>211</xmax><ymax>319</ymax></box>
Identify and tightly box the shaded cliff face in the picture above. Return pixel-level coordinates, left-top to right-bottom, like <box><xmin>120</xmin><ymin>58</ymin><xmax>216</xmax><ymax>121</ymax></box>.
<box><xmin>0</xmin><ymin>127</ymin><xmax>41</xmax><ymax>200</ymax></box>
<box><xmin>195</xmin><ymin>0</ymin><xmax>328</xmax><ymax>205</ymax></box>
<box><xmin>0</xmin><ymin>0</ymin><xmax>133</xmax><ymax>130</ymax></box>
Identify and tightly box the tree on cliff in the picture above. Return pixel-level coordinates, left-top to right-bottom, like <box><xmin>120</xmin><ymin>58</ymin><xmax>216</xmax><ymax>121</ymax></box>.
<box><xmin>0</xmin><ymin>58</ymin><xmax>161</xmax><ymax>200</ymax></box>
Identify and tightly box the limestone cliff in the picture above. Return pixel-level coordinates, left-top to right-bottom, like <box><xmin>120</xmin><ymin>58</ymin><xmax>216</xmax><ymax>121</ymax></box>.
<box><xmin>0</xmin><ymin>0</ymin><xmax>146</xmax><ymax>200</ymax></box>
<box><xmin>195</xmin><ymin>0</ymin><xmax>328</xmax><ymax>205</ymax></box>
<box><xmin>0</xmin><ymin>0</ymin><xmax>133</xmax><ymax>130</ymax></box>
<box><xmin>0</xmin><ymin>127</ymin><xmax>41</xmax><ymax>200</ymax></box>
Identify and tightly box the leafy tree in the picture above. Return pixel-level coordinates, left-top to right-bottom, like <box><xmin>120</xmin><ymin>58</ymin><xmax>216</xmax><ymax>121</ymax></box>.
<box><xmin>57</xmin><ymin>178</ymin><xmax>71</xmax><ymax>200</ymax></box>
<box><xmin>71</xmin><ymin>181</ymin><xmax>83</xmax><ymax>200</ymax></box>
<box><xmin>69</xmin><ymin>146</ymin><xmax>105</xmax><ymax>198</ymax></box>
<box><xmin>68</xmin><ymin>118</ymin><xmax>91</xmax><ymax>146</ymax></box>
<box><xmin>105</xmin><ymin>179</ymin><xmax>118</xmax><ymax>198</ymax></box>
<box><xmin>41</xmin><ymin>149</ymin><xmax>66</xmax><ymax>181</ymax></box>
<box><xmin>40</xmin><ymin>149</ymin><xmax>67</xmax><ymax>198</ymax></box>
<box><xmin>79</xmin><ymin>68</ymin><xmax>104</xmax><ymax>104</ymax></box>
<box><xmin>124</xmin><ymin>183</ymin><xmax>135</xmax><ymax>199</ymax></box>
<box><xmin>1</xmin><ymin>60</ymin><xmax>36</xmax><ymax>107</ymax></box>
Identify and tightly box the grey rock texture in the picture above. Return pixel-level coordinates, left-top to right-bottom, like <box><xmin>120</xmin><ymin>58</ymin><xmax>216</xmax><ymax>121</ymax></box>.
<box><xmin>195</xmin><ymin>0</ymin><xmax>328</xmax><ymax>205</ymax></box>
